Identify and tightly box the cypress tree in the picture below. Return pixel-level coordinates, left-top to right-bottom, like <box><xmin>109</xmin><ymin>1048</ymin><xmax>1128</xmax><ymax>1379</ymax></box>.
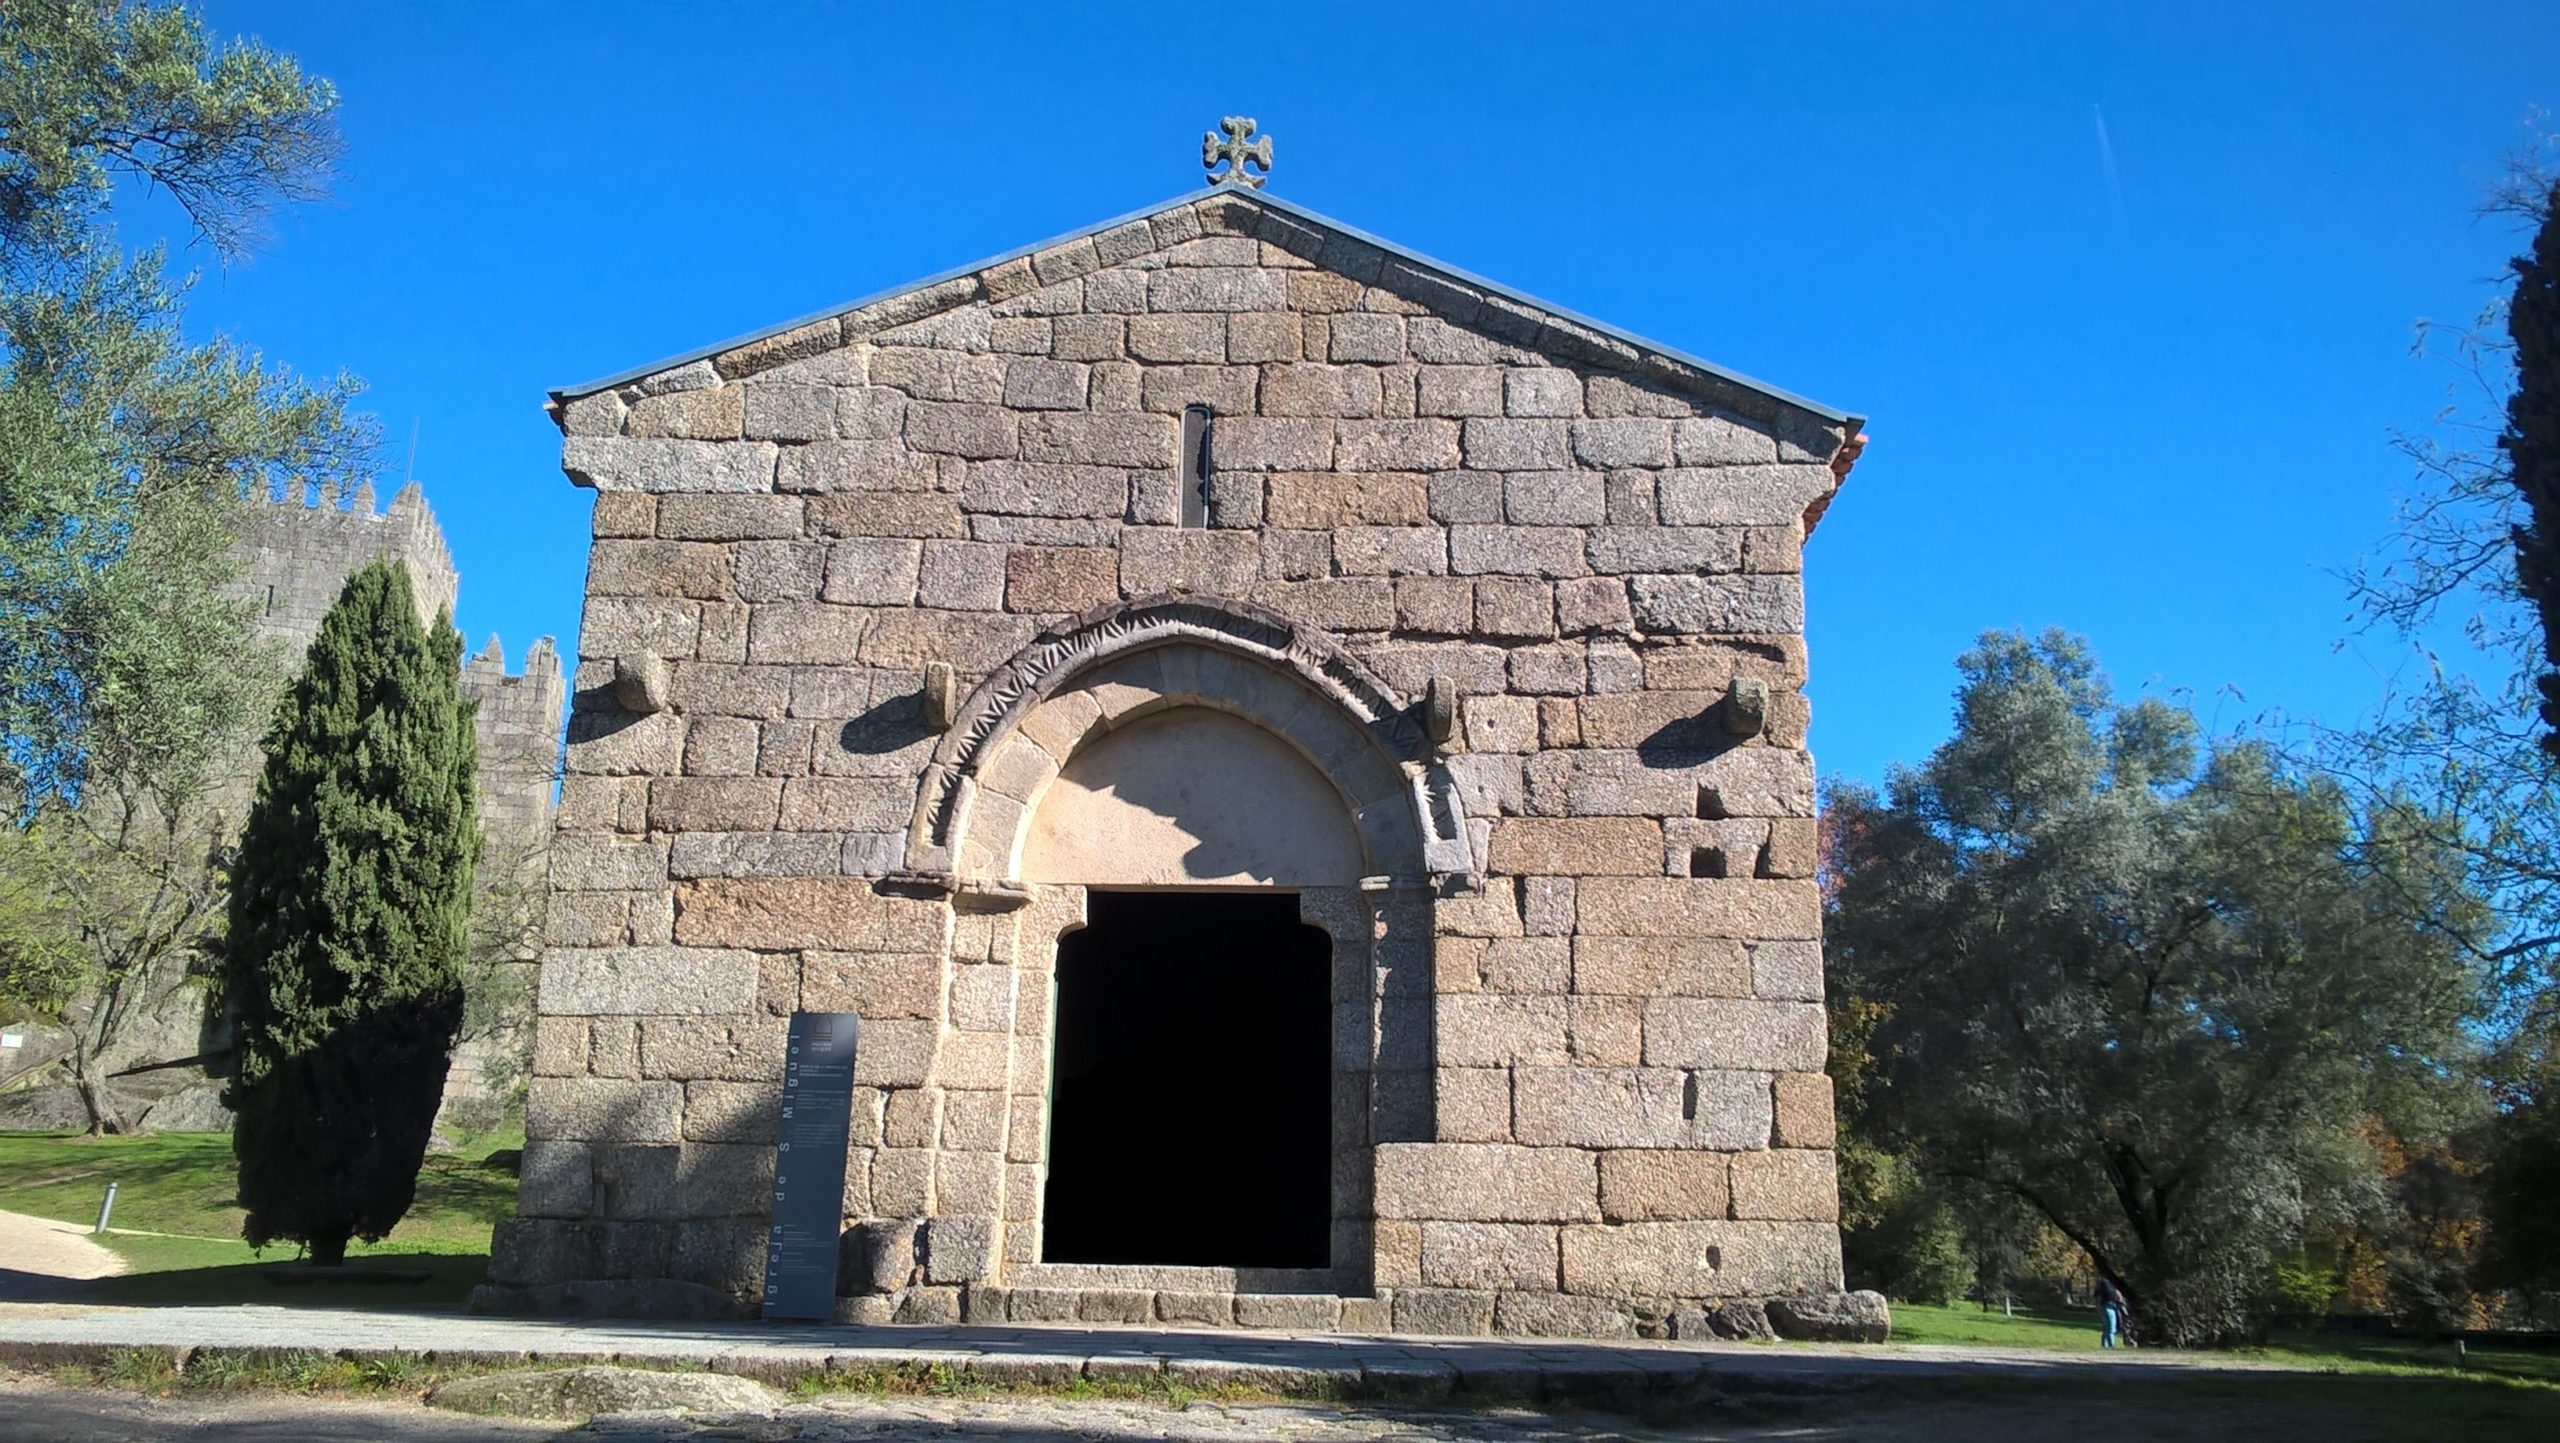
<box><xmin>2507</xmin><ymin>178</ymin><xmax>2560</xmax><ymax>757</ymax></box>
<box><xmin>220</xmin><ymin>559</ymin><xmax>477</xmax><ymax>1266</ymax></box>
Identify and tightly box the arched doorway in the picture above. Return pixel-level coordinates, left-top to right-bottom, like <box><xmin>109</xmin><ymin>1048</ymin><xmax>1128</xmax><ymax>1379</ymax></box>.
<box><xmin>911</xmin><ymin>602</ymin><xmax>1453</xmax><ymax>1289</ymax></box>
<box><xmin>1024</xmin><ymin>706</ymin><xmax>1361</xmax><ymax>1269</ymax></box>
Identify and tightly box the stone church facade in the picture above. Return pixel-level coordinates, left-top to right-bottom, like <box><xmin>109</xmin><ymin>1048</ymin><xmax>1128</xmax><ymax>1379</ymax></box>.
<box><xmin>485</xmin><ymin>182</ymin><xmax>1866</xmax><ymax>1338</ymax></box>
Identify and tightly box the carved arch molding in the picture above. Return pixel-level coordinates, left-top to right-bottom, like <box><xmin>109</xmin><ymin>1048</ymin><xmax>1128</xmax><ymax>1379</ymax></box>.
<box><xmin>899</xmin><ymin>594</ymin><xmax>1474</xmax><ymax>889</ymax></box>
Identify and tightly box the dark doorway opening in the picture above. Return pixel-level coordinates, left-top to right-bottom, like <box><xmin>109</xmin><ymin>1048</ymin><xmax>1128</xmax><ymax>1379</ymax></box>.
<box><xmin>1042</xmin><ymin>890</ymin><xmax>1332</xmax><ymax>1269</ymax></box>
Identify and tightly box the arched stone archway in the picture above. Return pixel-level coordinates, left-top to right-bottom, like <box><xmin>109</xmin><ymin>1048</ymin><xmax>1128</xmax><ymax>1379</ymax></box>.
<box><xmin>901</xmin><ymin>595</ymin><xmax>1471</xmax><ymax>891</ymax></box>
<box><xmin>909</xmin><ymin>599</ymin><xmax>1447</xmax><ymax>1287</ymax></box>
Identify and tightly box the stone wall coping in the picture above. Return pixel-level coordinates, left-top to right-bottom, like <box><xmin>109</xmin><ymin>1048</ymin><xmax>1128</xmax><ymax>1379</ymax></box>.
<box><xmin>544</xmin><ymin>187</ymin><xmax>1859</xmax><ymax>432</ymax></box>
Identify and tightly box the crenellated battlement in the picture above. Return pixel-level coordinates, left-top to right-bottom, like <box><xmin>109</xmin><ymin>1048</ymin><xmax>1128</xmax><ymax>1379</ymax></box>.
<box><xmin>236</xmin><ymin>478</ymin><xmax>459</xmax><ymax>636</ymax></box>
<box><xmin>221</xmin><ymin>476</ymin><xmax>564</xmax><ymax>858</ymax></box>
<box><xmin>462</xmin><ymin>633</ymin><xmax>569</xmax><ymax>862</ymax></box>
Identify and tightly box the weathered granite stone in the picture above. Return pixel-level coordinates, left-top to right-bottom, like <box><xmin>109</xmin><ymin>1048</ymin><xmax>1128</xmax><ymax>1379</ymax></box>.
<box><xmin>1773</xmin><ymin>1071</ymin><xmax>1837</xmax><ymax>1148</ymax></box>
<box><xmin>1627</xmin><ymin>574</ymin><xmax>1805</xmax><ymax>634</ymax></box>
<box><xmin>563</xmin><ymin>438</ymin><xmax>778</xmax><ymax>494</ymax></box>
<box><xmin>1767</xmin><ymin>1290</ymin><xmax>1891</xmax><ymax>1343</ymax></box>
<box><xmin>1511</xmin><ymin>1066</ymin><xmax>1771</xmax><ymax>1150</ymax></box>
<box><xmin>1731</xmin><ymin>1148</ymin><xmax>1839</xmax><ymax>1221</ymax></box>
<box><xmin>1487</xmin><ymin>818</ymin><xmax>1659</xmax><ymax>876</ymax></box>
<box><xmin>1601</xmin><ymin>1149</ymin><xmax>1731</xmax><ymax>1224</ymax></box>
<box><xmin>1391</xmin><ymin>1287</ymin><xmax>1494</xmax><ymax>1336</ymax></box>
<box><xmin>526</xmin><ymin>184</ymin><xmax>1858</xmax><ymax>1340</ymax></box>
<box><xmin>529</xmin><ymin>1078</ymin><xmax>683</xmax><ymax>1145</ymax></box>
<box><xmin>1494</xmin><ymin>1291</ymin><xmax>1633</xmax><ymax>1338</ymax></box>
<box><xmin>536</xmin><ymin>949</ymin><xmax>758</xmax><ymax>1016</ymax></box>
<box><xmin>1420</xmin><ymin>1222</ymin><xmax>1557</xmax><ymax>1291</ymax></box>
<box><xmin>1375</xmin><ymin>1144</ymin><xmax>1598</xmax><ymax>1222</ymax></box>
<box><xmin>1559</xmin><ymin>1220</ymin><xmax>1843</xmax><ymax>1298</ymax></box>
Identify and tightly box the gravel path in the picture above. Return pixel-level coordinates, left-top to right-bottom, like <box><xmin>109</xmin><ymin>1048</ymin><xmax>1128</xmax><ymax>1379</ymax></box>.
<box><xmin>0</xmin><ymin>1210</ymin><xmax>125</xmax><ymax>1286</ymax></box>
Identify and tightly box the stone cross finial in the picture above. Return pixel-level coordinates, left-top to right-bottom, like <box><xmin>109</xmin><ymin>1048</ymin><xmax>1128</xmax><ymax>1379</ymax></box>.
<box><xmin>1202</xmin><ymin>116</ymin><xmax>1271</xmax><ymax>188</ymax></box>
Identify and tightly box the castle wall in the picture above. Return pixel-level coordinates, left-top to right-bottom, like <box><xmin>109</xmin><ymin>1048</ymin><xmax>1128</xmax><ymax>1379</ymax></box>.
<box><xmin>223</xmin><ymin>479</ymin><xmax>563</xmax><ymax>851</ymax></box>
<box><xmin>236</xmin><ymin>480</ymin><xmax>459</xmax><ymax>655</ymax></box>
<box><xmin>495</xmin><ymin>187</ymin><xmax>1854</xmax><ymax>1337</ymax></box>
<box><xmin>0</xmin><ymin>479</ymin><xmax>568</xmax><ymax>1134</ymax></box>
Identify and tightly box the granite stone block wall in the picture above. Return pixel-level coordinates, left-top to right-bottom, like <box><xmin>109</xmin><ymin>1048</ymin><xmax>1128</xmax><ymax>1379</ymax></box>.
<box><xmin>489</xmin><ymin>187</ymin><xmax>1858</xmax><ymax>1336</ymax></box>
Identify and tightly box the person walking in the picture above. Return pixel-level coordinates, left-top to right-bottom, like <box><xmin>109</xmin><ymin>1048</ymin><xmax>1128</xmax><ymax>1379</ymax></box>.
<box><xmin>2095</xmin><ymin>1274</ymin><xmax>2129</xmax><ymax>1349</ymax></box>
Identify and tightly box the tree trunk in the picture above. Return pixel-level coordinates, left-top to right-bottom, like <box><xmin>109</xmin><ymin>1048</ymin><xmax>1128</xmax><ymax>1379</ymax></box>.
<box><xmin>73</xmin><ymin>1067</ymin><xmax>122</xmax><ymax>1137</ymax></box>
<box><xmin>309</xmin><ymin>1232</ymin><xmax>348</xmax><ymax>1268</ymax></box>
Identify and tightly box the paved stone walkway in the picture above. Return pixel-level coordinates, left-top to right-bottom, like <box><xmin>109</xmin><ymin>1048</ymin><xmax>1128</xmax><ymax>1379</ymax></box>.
<box><xmin>0</xmin><ymin>1360</ymin><xmax>2468</xmax><ymax>1443</ymax></box>
<box><xmin>0</xmin><ymin>1300</ymin><xmax>2296</xmax><ymax>1398</ymax></box>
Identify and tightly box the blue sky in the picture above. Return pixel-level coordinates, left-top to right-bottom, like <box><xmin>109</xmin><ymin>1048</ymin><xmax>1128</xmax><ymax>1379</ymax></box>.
<box><xmin>167</xmin><ymin>1</ymin><xmax>2558</xmax><ymax>786</ymax></box>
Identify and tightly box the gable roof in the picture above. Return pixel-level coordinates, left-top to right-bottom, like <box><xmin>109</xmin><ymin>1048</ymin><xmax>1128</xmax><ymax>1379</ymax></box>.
<box><xmin>549</xmin><ymin>186</ymin><xmax>1861</xmax><ymax>443</ymax></box>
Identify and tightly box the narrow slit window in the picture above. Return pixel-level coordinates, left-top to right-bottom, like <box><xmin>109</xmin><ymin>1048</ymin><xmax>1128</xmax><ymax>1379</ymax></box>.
<box><xmin>1179</xmin><ymin>404</ymin><xmax>1213</xmax><ymax>528</ymax></box>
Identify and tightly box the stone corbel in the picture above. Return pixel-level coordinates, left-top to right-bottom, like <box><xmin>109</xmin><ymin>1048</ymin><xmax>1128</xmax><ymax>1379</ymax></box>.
<box><xmin>613</xmin><ymin>653</ymin><xmax>668</xmax><ymax>715</ymax></box>
<box><xmin>922</xmin><ymin>662</ymin><xmax>957</xmax><ymax>730</ymax></box>
<box><xmin>1423</xmin><ymin>674</ymin><xmax>1456</xmax><ymax>746</ymax></box>
<box><xmin>1723</xmin><ymin>675</ymin><xmax>1768</xmax><ymax>738</ymax></box>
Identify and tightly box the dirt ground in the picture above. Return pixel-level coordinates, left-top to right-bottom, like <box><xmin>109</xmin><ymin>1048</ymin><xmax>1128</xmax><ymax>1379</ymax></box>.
<box><xmin>0</xmin><ymin>1209</ymin><xmax>125</xmax><ymax>1284</ymax></box>
<box><xmin>2</xmin><ymin>1372</ymin><xmax>2553</xmax><ymax>1443</ymax></box>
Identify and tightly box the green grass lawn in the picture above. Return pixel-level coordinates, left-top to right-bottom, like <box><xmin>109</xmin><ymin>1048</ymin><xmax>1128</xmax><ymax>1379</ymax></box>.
<box><xmin>2249</xmin><ymin>1328</ymin><xmax>2560</xmax><ymax>1389</ymax></box>
<box><xmin>1889</xmin><ymin>1298</ymin><xmax>2560</xmax><ymax>1393</ymax></box>
<box><xmin>0</xmin><ymin>1126</ymin><xmax>520</xmax><ymax>1310</ymax></box>
<box><xmin>1889</xmin><ymin>1300</ymin><xmax>2104</xmax><ymax>1350</ymax></box>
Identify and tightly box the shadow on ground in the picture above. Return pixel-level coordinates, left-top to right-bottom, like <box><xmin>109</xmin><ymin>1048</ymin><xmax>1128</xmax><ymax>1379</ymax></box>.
<box><xmin>0</xmin><ymin>1254</ymin><xmax>487</xmax><ymax>1312</ymax></box>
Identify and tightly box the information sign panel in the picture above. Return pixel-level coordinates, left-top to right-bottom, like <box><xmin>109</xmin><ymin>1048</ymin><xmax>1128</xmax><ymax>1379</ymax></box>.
<box><xmin>761</xmin><ymin>1011</ymin><xmax>859</xmax><ymax>1321</ymax></box>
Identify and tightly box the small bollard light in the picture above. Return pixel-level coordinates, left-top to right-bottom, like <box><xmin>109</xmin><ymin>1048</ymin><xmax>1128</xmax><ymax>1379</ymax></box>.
<box><xmin>93</xmin><ymin>1181</ymin><xmax>118</xmax><ymax>1235</ymax></box>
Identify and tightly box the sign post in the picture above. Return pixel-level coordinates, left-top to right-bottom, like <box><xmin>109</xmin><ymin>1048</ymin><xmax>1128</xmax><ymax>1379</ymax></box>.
<box><xmin>762</xmin><ymin>1011</ymin><xmax>859</xmax><ymax>1321</ymax></box>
